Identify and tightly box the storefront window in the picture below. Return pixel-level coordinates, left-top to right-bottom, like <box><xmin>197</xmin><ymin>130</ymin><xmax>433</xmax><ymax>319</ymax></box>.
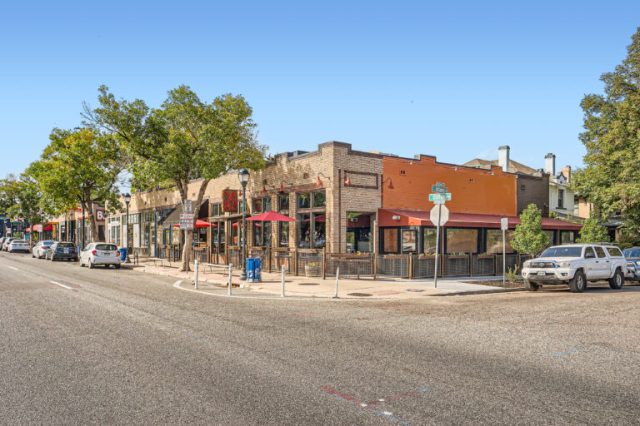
<box><xmin>560</xmin><ymin>231</ymin><xmax>575</xmax><ymax>244</ymax></box>
<box><xmin>297</xmin><ymin>193</ymin><xmax>311</xmax><ymax>209</ymax></box>
<box><xmin>312</xmin><ymin>191</ymin><xmax>326</xmax><ymax>208</ymax></box>
<box><xmin>278</xmin><ymin>194</ymin><xmax>289</xmax><ymax>211</ymax></box>
<box><xmin>211</xmin><ymin>203</ymin><xmax>221</xmax><ymax>217</ymax></box>
<box><xmin>253</xmin><ymin>198</ymin><xmax>263</xmax><ymax>213</ymax></box>
<box><xmin>402</xmin><ymin>230</ymin><xmax>417</xmax><ymax>253</ymax></box>
<box><xmin>279</xmin><ymin>222</ymin><xmax>289</xmax><ymax>247</ymax></box>
<box><xmin>423</xmin><ymin>228</ymin><xmax>437</xmax><ymax>255</ymax></box>
<box><xmin>313</xmin><ymin>214</ymin><xmax>325</xmax><ymax>248</ymax></box>
<box><xmin>486</xmin><ymin>229</ymin><xmax>514</xmax><ymax>254</ymax></box>
<box><xmin>298</xmin><ymin>213</ymin><xmax>311</xmax><ymax>248</ymax></box>
<box><xmin>253</xmin><ymin>222</ymin><xmax>272</xmax><ymax>246</ymax></box>
<box><xmin>383</xmin><ymin>229</ymin><xmax>399</xmax><ymax>253</ymax></box>
<box><xmin>446</xmin><ymin>228</ymin><xmax>478</xmax><ymax>254</ymax></box>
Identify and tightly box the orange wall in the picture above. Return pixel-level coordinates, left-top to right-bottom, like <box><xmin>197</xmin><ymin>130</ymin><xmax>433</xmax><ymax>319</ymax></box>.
<box><xmin>382</xmin><ymin>156</ymin><xmax>517</xmax><ymax>216</ymax></box>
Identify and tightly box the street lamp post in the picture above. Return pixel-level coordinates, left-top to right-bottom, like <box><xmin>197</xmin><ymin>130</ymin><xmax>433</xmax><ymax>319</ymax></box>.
<box><xmin>81</xmin><ymin>203</ymin><xmax>86</xmax><ymax>250</ymax></box>
<box><xmin>238</xmin><ymin>169</ymin><xmax>250</xmax><ymax>280</ymax></box>
<box><xmin>124</xmin><ymin>193</ymin><xmax>131</xmax><ymax>263</ymax></box>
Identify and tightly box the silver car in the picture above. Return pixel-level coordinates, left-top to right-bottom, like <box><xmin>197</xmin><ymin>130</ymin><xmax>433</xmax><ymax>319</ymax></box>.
<box><xmin>32</xmin><ymin>240</ymin><xmax>55</xmax><ymax>259</ymax></box>
<box><xmin>2</xmin><ymin>237</ymin><xmax>14</xmax><ymax>251</ymax></box>
<box><xmin>80</xmin><ymin>242</ymin><xmax>121</xmax><ymax>269</ymax></box>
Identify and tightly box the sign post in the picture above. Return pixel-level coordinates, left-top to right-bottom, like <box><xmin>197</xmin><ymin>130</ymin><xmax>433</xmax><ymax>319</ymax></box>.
<box><xmin>429</xmin><ymin>182</ymin><xmax>451</xmax><ymax>288</ymax></box>
<box><xmin>501</xmin><ymin>217</ymin><xmax>508</xmax><ymax>287</ymax></box>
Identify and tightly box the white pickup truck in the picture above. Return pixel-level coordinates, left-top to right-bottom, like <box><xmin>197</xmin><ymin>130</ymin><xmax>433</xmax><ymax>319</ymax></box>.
<box><xmin>521</xmin><ymin>244</ymin><xmax>627</xmax><ymax>293</ymax></box>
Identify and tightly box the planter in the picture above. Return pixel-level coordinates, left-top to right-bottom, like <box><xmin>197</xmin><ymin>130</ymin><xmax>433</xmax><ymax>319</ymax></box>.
<box><xmin>305</xmin><ymin>263</ymin><xmax>321</xmax><ymax>277</ymax></box>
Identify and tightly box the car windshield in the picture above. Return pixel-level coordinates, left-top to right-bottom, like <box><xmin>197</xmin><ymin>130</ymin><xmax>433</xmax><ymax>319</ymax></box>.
<box><xmin>540</xmin><ymin>246</ymin><xmax>583</xmax><ymax>258</ymax></box>
<box><xmin>58</xmin><ymin>243</ymin><xmax>75</xmax><ymax>248</ymax></box>
<box><xmin>623</xmin><ymin>249</ymin><xmax>640</xmax><ymax>258</ymax></box>
<box><xmin>12</xmin><ymin>240</ymin><xmax>26</xmax><ymax>244</ymax></box>
<box><xmin>42</xmin><ymin>240</ymin><xmax>54</xmax><ymax>245</ymax></box>
<box><xmin>96</xmin><ymin>244</ymin><xmax>117</xmax><ymax>251</ymax></box>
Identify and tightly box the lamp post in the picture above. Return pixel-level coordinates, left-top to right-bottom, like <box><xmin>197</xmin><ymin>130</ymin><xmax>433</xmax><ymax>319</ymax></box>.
<box><xmin>81</xmin><ymin>203</ymin><xmax>86</xmax><ymax>250</ymax></box>
<box><xmin>238</xmin><ymin>169</ymin><xmax>250</xmax><ymax>280</ymax></box>
<box><xmin>124</xmin><ymin>193</ymin><xmax>131</xmax><ymax>263</ymax></box>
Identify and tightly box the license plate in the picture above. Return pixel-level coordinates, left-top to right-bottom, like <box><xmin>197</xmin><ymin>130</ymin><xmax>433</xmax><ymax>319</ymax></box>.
<box><xmin>537</xmin><ymin>271</ymin><xmax>546</xmax><ymax>276</ymax></box>
<box><xmin>99</xmin><ymin>251</ymin><xmax>108</xmax><ymax>256</ymax></box>
<box><xmin>64</xmin><ymin>249</ymin><xmax>70</xmax><ymax>254</ymax></box>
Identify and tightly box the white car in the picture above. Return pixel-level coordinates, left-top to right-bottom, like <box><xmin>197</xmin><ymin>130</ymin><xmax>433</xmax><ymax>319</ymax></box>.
<box><xmin>8</xmin><ymin>239</ymin><xmax>30</xmax><ymax>253</ymax></box>
<box><xmin>80</xmin><ymin>242</ymin><xmax>121</xmax><ymax>269</ymax></box>
<box><xmin>32</xmin><ymin>240</ymin><xmax>55</xmax><ymax>259</ymax></box>
<box><xmin>522</xmin><ymin>244</ymin><xmax>627</xmax><ymax>293</ymax></box>
<box><xmin>2</xmin><ymin>237</ymin><xmax>14</xmax><ymax>251</ymax></box>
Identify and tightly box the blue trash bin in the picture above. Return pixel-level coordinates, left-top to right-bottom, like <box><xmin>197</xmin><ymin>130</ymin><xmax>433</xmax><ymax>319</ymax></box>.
<box><xmin>253</xmin><ymin>258</ymin><xmax>262</xmax><ymax>282</ymax></box>
<box><xmin>246</xmin><ymin>258</ymin><xmax>255</xmax><ymax>282</ymax></box>
<box><xmin>119</xmin><ymin>247</ymin><xmax>128</xmax><ymax>261</ymax></box>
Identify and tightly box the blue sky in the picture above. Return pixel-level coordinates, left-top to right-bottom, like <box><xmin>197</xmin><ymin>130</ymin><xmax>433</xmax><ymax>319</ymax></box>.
<box><xmin>1</xmin><ymin>1</ymin><xmax>639</xmax><ymax>179</ymax></box>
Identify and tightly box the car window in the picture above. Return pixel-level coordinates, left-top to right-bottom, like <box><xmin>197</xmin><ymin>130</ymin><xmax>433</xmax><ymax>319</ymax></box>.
<box><xmin>624</xmin><ymin>249</ymin><xmax>640</xmax><ymax>257</ymax></box>
<box><xmin>58</xmin><ymin>243</ymin><xmax>75</xmax><ymax>248</ymax></box>
<box><xmin>12</xmin><ymin>240</ymin><xmax>26</xmax><ymax>244</ymax></box>
<box><xmin>606</xmin><ymin>247</ymin><xmax>624</xmax><ymax>257</ymax></box>
<box><xmin>594</xmin><ymin>247</ymin><xmax>607</xmax><ymax>258</ymax></box>
<box><xmin>540</xmin><ymin>246</ymin><xmax>583</xmax><ymax>257</ymax></box>
<box><xmin>96</xmin><ymin>244</ymin><xmax>117</xmax><ymax>251</ymax></box>
<box><xmin>584</xmin><ymin>247</ymin><xmax>596</xmax><ymax>258</ymax></box>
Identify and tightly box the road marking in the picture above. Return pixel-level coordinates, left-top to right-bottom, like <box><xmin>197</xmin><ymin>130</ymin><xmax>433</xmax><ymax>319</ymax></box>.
<box><xmin>7</xmin><ymin>266</ymin><xmax>18</xmax><ymax>271</ymax></box>
<box><xmin>50</xmin><ymin>281</ymin><xmax>73</xmax><ymax>290</ymax></box>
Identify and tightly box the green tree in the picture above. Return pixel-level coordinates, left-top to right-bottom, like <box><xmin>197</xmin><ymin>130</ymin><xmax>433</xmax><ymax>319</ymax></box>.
<box><xmin>573</xmin><ymin>27</ymin><xmax>640</xmax><ymax>236</ymax></box>
<box><xmin>30</xmin><ymin>128</ymin><xmax>124</xmax><ymax>245</ymax></box>
<box><xmin>8</xmin><ymin>173</ymin><xmax>49</xmax><ymax>245</ymax></box>
<box><xmin>0</xmin><ymin>175</ymin><xmax>19</xmax><ymax>215</ymax></box>
<box><xmin>576</xmin><ymin>216</ymin><xmax>610</xmax><ymax>243</ymax></box>
<box><xmin>512</xmin><ymin>204</ymin><xmax>550</xmax><ymax>257</ymax></box>
<box><xmin>88</xmin><ymin>85</ymin><xmax>265</xmax><ymax>271</ymax></box>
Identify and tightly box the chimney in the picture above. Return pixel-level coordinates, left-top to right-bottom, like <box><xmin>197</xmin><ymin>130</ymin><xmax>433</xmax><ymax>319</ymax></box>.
<box><xmin>498</xmin><ymin>145</ymin><xmax>510</xmax><ymax>172</ymax></box>
<box><xmin>562</xmin><ymin>165</ymin><xmax>571</xmax><ymax>183</ymax></box>
<box><xmin>544</xmin><ymin>153</ymin><xmax>556</xmax><ymax>176</ymax></box>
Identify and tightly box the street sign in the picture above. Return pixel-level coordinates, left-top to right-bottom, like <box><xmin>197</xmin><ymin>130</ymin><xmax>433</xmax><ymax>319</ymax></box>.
<box><xmin>430</xmin><ymin>205</ymin><xmax>449</xmax><ymax>226</ymax></box>
<box><xmin>500</xmin><ymin>217</ymin><xmax>509</xmax><ymax>231</ymax></box>
<box><xmin>179</xmin><ymin>213</ymin><xmax>194</xmax><ymax>230</ymax></box>
<box><xmin>428</xmin><ymin>192</ymin><xmax>451</xmax><ymax>204</ymax></box>
<box><xmin>431</xmin><ymin>182</ymin><xmax>448</xmax><ymax>193</ymax></box>
<box><xmin>182</xmin><ymin>200</ymin><xmax>193</xmax><ymax>214</ymax></box>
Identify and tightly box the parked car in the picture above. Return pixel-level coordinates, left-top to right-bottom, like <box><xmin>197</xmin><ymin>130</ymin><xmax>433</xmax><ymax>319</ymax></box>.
<box><xmin>0</xmin><ymin>237</ymin><xmax>5</xmax><ymax>247</ymax></box>
<box><xmin>623</xmin><ymin>247</ymin><xmax>640</xmax><ymax>281</ymax></box>
<box><xmin>522</xmin><ymin>244</ymin><xmax>627</xmax><ymax>293</ymax></box>
<box><xmin>46</xmin><ymin>241</ymin><xmax>78</xmax><ymax>262</ymax></box>
<box><xmin>8</xmin><ymin>239</ymin><xmax>30</xmax><ymax>253</ymax></box>
<box><xmin>79</xmin><ymin>242</ymin><xmax>121</xmax><ymax>269</ymax></box>
<box><xmin>3</xmin><ymin>237</ymin><xmax>15</xmax><ymax>251</ymax></box>
<box><xmin>32</xmin><ymin>240</ymin><xmax>55</xmax><ymax>259</ymax></box>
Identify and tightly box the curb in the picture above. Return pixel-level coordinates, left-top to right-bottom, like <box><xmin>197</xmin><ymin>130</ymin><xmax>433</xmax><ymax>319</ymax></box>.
<box><xmin>429</xmin><ymin>288</ymin><xmax>528</xmax><ymax>297</ymax></box>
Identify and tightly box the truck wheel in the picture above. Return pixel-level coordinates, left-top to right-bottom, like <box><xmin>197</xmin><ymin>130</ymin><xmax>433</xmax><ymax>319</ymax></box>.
<box><xmin>524</xmin><ymin>279</ymin><xmax>540</xmax><ymax>291</ymax></box>
<box><xmin>569</xmin><ymin>270</ymin><xmax>587</xmax><ymax>293</ymax></box>
<box><xmin>608</xmin><ymin>268</ymin><xmax>624</xmax><ymax>290</ymax></box>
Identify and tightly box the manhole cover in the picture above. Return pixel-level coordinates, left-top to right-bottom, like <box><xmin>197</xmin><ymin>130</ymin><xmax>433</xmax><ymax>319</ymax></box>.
<box><xmin>298</xmin><ymin>282</ymin><xmax>320</xmax><ymax>286</ymax></box>
<box><xmin>347</xmin><ymin>292</ymin><xmax>372</xmax><ymax>297</ymax></box>
<box><xmin>406</xmin><ymin>288</ymin><xmax>425</xmax><ymax>292</ymax></box>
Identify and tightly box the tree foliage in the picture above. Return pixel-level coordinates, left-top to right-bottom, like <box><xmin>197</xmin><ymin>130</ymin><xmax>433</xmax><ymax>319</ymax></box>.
<box><xmin>573</xmin><ymin>27</ymin><xmax>640</xmax><ymax>235</ymax></box>
<box><xmin>512</xmin><ymin>204</ymin><xmax>550</xmax><ymax>257</ymax></box>
<box><xmin>576</xmin><ymin>216</ymin><xmax>610</xmax><ymax>244</ymax></box>
<box><xmin>87</xmin><ymin>85</ymin><xmax>265</xmax><ymax>270</ymax></box>
<box><xmin>29</xmin><ymin>128</ymin><xmax>124</xmax><ymax>244</ymax></box>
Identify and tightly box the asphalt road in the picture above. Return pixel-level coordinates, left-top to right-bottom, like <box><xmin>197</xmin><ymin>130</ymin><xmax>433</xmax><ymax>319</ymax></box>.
<box><xmin>1</xmin><ymin>250</ymin><xmax>639</xmax><ymax>425</ymax></box>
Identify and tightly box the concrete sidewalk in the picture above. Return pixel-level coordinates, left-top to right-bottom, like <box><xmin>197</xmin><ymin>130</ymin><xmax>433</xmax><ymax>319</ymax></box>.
<box><xmin>131</xmin><ymin>258</ymin><xmax>523</xmax><ymax>299</ymax></box>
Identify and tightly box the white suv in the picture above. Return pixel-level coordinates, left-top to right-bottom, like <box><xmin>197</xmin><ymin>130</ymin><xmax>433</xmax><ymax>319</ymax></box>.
<box><xmin>521</xmin><ymin>244</ymin><xmax>627</xmax><ymax>293</ymax></box>
<box><xmin>79</xmin><ymin>242</ymin><xmax>121</xmax><ymax>269</ymax></box>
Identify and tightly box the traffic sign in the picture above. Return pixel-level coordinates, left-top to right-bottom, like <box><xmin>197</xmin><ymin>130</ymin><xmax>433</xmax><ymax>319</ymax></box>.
<box><xmin>500</xmin><ymin>217</ymin><xmax>509</xmax><ymax>231</ymax></box>
<box><xmin>430</xmin><ymin>205</ymin><xmax>449</xmax><ymax>226</ymax></box>
<box><xmin>179</xmin><ymin>213</ymin><xmax>194</xmax><ymax>230</ymax></box>
<box><xmin>431</xmin><ymin>182</ymin><xmax>448</xmax><ymax>194</ymax></box>
<box><xmin>429</xmin><ymin>193</ymin><xmax>451</xmax><ymax>204</ymax></box>
<box><xmin>182</xmin><ymin>200</ymin><xmax>193</xmax><ymax>214</ymax></box>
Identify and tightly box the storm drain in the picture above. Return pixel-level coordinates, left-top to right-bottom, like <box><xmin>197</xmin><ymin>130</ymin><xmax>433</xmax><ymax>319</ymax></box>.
<box><xmin>347</xmin><ymin>292</ymin><xmax>372</xmax><ymax>297</ymax></box>
<box><xmin>298</xmin><ymin>282</ymin><xmax>320</xmax><ymax>286</ymax></box>
<box><xmin>406</xmin><ymin>288</ymin><xmax>425</xmax><ymax>292</ymax></box>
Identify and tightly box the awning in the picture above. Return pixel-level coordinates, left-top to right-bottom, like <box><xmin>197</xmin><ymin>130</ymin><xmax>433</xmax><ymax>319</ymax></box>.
<box><xmin>378</xmin><ymin>208</ymin><xmax>582</xmax><ymax>231</ymax></box>
<box><xmin>32</xmin><ymin>224</ymin><xmax>43</xmax><ymax>232</ymax></box>
<box><xmin>43</xmin><ymin>224</ymin><xmax>53</xmax><ymax>232</ymax></box>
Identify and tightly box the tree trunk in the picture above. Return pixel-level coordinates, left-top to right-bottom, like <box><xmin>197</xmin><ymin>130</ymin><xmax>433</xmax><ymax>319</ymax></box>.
<box><xmin>179</xmin><ymin>179</ymin><xmax>211</xmax><ymax>272</ymax></box>
<box><xmin>87</xmin><ymin>201</ymin><xmax>99</xmax><ymax>243</ymax></box>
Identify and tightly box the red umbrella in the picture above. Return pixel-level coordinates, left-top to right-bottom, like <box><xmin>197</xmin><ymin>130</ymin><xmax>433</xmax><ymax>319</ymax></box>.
<box><xmin>246</xmin><ymin>211</ymin><xmax>295</xmax><ymax>222</ymax></box>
